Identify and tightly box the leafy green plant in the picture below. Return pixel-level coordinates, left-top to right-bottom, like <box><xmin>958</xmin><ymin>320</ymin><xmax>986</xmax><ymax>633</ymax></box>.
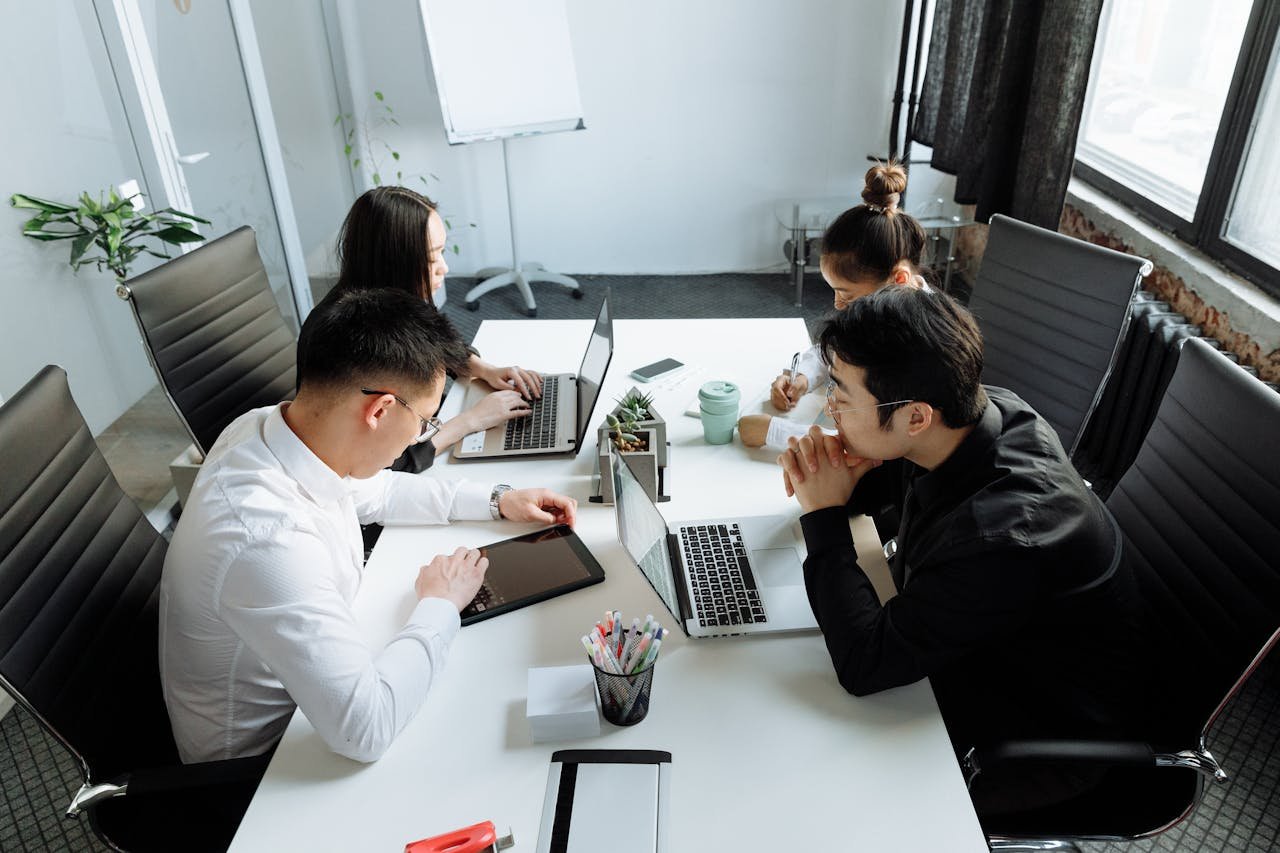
<box><xmin>336</xmin><ymin>90</ymin><xmax>473</xmax><ymax>255</ymax></box>
<box><xmin>11</xmin><ymin>189</ymin><xmax>208</xmax><ymax>282</ymax></box>
<box><xmin>336</xmin><ymin>90</ymin><xmax>426</xmax><ymax>191</ymax></box>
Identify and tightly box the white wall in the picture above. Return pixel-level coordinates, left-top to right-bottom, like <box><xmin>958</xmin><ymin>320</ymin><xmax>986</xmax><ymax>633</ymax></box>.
<box><xmin>0</xmin><ymin>5</ymin><xmax>158</xmax><ymax>434</ymax></box>
<box><xmin>335</xmin><ymin>0</ymin><xmax>947</xmax><ymax>276</ymax></box>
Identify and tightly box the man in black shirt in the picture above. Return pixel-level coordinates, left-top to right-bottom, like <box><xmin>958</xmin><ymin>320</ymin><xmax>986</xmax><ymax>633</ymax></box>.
<box><xmin>777</xmin><ymin>286</ymin><xmax>1144</xmax><ymax>817</ymax></box>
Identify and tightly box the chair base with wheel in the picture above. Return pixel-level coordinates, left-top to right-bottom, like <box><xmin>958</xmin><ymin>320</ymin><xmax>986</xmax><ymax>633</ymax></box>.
<box><xmin>464</xmin><ymin>262</ymin><xmax>583</xmax><ymax>317</ymax></box>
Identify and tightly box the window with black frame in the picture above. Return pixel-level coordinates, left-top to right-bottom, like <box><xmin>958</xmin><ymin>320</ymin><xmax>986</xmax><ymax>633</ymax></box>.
<box><xmin>1074</xmin><ymin>0</ymin><xmax>1280</xmax><ymax>299</ymax></box>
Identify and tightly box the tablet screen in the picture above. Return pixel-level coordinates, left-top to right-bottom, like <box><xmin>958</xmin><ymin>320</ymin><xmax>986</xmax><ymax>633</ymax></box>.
<box><xmin>461</xmin><ymin>525</ymin><xmax>605</xmax><ymax>625</ymax></box>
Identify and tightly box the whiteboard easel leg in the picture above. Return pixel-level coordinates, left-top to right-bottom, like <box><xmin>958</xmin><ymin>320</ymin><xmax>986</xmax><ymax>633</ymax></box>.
<box><xmin>462</xmin><ymin>137</ymin><xmax>578</xmax><ymax>316</ymax></box>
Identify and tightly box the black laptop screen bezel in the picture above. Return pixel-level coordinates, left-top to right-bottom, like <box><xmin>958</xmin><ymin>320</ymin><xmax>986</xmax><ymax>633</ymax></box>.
<box><xmin>573</xmin><ymin>293</ymin><xmax>613</xmax><ymax>451</ymax></box>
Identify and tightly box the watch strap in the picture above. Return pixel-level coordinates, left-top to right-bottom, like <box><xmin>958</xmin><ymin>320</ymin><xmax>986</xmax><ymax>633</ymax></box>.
<box><xmin>489</xmin><ymin>484</ymin><xmax>513</xmax><ymax>520</ymax></box>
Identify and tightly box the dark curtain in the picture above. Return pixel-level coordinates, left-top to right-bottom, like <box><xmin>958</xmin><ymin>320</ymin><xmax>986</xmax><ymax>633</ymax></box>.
<box><xmin>912</xmin><ymin>0</ymin><xmax>1104</xmax><ymax>229</ymax></box>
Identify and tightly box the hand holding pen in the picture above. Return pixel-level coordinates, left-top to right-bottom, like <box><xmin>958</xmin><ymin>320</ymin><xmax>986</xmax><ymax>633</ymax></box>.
<box><xmin>770</xmin><ymin>352</ymin><xmax>809</xmax><ymax>411</ymax></box>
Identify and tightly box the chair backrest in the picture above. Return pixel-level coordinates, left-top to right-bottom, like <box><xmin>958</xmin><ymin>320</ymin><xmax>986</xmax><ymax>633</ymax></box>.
<box><xmin>120</xmin><ymin>226</ymin><xmax>297</xmax><ymax>454</ymax></box>
<box><xmin>1106</xmin><ymin>337</ymin><xmax>1280</xmax><ymax>742</ymax></box>
<box><xmin>0</xmin><ymin>366</ymin><xmax>178</xmax><ymax>781</ymax></box>
<box><xmin>969</xmin><ymin>214</ymin><xmax>1151</xmax><ymax>455</ymax></box>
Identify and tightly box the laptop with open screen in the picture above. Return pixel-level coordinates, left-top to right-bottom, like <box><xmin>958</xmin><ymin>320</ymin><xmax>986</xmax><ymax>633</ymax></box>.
<box><xmin>611</xmin><ymin>452</ymin><xmax>817</xmax><ymax>638</ymax></box>
<box><xmin>454</xmin><ymin>294</ymin><xmax>612</xmax><ymax>459</ymax></box>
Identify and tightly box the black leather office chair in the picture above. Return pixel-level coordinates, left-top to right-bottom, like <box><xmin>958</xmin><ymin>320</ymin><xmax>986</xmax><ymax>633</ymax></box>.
<box><xmin>117</xmin><ymin>226</ymin><xmax>297</xmax><ymax>455</ymax></box>
<box><xmin>964</xmin><ymin>338</ymin><xmax>1280</xmax><ymax>850</ymax></box>
<box><xmin>1074</xmin><ymin>294</ymin><xmax>1184</xmax><ymax>493</ymax></box>
<box><xmin>0</xmin><ymin>366</ymin><xmax>268</xmax><ymax>852</ymax></box>
<box><xmin>968</xmin><ymin>214</ymin><xmax>1152</xmax><ymax>457</ymax></box>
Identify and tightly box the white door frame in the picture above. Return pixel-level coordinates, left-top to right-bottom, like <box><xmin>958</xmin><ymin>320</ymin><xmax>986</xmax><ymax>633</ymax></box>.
<box><xmin>91</xmin><ymin>0</ymin><xmax>314</xmax><ymax>319</ymax></box>
<box><xmin>226</xmin><ymin>0</ymin><xmax>313</xmax><ymax>317</ymax></box>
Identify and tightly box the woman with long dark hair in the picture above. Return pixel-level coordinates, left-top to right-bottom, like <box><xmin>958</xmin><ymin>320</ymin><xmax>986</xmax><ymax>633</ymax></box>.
<box><xmin>332</xmin><ymin>186</ymin><xmax>539</xmax><ymax>469</ymax></box>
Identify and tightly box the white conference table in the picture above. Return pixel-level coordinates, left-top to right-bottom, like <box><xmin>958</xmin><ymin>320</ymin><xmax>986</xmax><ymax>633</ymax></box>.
<box><xmin>230</xmin><ymin>317</ymin><xmax>987</xmax><ymax>852</ymax></box>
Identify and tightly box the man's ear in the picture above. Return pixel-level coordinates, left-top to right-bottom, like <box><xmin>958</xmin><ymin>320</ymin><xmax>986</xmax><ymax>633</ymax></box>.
<box><xmin>904</xmin><ymin>402</ymin><xmax>934</xmax><ymax>437</ymax></box>
<box><xmin>362</xmin><ymin>393</ymin><xmax>394</xmax><ymax>431</ymax></box>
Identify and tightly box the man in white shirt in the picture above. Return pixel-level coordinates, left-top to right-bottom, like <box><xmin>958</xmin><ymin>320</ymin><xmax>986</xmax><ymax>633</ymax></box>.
<box><xmin>160</xmin><ymin>288</ymin><xmax>577</xmax><ymax>764</ymax></box>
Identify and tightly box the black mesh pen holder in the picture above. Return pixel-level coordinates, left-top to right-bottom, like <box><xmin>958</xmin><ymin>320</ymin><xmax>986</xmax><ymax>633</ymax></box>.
<box><xmin>591</xmin><ymin>634</ymin><xmax>656</xmax><ymax>726</ymax></box>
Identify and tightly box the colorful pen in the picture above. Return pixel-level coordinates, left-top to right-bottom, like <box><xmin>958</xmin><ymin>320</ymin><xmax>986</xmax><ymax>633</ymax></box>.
<box><xmin>634</xmin><ymin>637</ymin><xmax>662</xmax><ymax>673</ymax></box>
<box><xmin>623</xmin><ymin>633</ymin><xmax>650</xmax><ymax>672</ymax></box>
<box><xmin>621</xmin><ymin>618</ymin><xmax>641</xmax><ymax>659</ymax></box>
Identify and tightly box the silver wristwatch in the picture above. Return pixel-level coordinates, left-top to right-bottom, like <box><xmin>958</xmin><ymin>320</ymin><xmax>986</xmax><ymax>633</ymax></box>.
<box><xmin>489</xmin><ymin>484</ymin><xmax>513</xmax><ymax>520</ymax></box>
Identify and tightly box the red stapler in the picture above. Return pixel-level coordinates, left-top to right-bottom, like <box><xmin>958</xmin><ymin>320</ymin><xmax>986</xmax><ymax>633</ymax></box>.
<box><xmin>404</xmin><ymin>820</ymin><xmax>515</xmax><ymax>853</ymax></box>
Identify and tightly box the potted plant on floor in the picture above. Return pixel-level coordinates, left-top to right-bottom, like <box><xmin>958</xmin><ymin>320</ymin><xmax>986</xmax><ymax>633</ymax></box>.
<box><xmin>596</xmin><ymin>403</ymin><xmax>659</xmax><ymax>505</ymax></box>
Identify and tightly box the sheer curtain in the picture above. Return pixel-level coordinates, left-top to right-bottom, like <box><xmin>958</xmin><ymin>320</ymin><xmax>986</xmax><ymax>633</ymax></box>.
<box><xmin>912</xmin><ymin>0</ymin><xmax>1105</xmax><ymax>229</ymax></box>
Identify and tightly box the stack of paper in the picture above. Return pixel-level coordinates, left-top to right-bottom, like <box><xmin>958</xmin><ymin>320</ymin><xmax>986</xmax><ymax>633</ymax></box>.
<box><xmin>527</xmin><ymin>665</ymin><xmax>601</xmax><ymax>743</ymax></box>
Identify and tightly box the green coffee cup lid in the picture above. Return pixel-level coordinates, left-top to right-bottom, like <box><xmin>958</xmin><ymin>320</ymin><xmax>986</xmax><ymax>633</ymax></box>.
<box><xmin>698</xmin><ymin>380</ymin><xmax>740</xmax><ymax>403</ymax></box>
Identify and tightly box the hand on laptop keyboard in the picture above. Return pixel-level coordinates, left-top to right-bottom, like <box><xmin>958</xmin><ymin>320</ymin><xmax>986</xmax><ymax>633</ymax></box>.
<box><xmin>466</xmin><ymin>390</ymin><xmax>532</xmax><ymax>431</ymax></box>
<box><xmin>477</xmin><ymin>364</ymin><xmax>543</xmax><ymax>400</ymax></box>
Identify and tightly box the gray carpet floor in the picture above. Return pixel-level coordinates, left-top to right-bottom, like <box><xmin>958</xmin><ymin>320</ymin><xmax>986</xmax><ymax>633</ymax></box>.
<box><xmin>3</xmin><ymin>271</ymin><xmax>1276</xmax><ymax>852</ymax></box>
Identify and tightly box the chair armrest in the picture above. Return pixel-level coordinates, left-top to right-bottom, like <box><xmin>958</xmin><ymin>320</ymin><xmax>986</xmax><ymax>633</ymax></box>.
<box><xmin>961</xmin><ymin>739</ymin><xmax>1155</xmax><ymax>788</ymax></box>
<box><xmin>69</xmin><ymin>754</ymin><xmax>271</xmax><ymax>817</ymax></box>
<box><xmin>121</xmin><ymin>754</ymin><xmax>271</xmax><ymax>798</ymax></box>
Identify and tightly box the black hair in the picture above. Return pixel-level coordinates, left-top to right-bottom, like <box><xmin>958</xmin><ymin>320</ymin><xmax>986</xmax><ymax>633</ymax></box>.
<box><xmin>296</xmin><ymin>288</ymin><xmax>471</xmax><ymax>398</ymax></box>
<box><xmin>821</xmin><ymin>160</ymin><xmax>927</xmax><ymax>285</ymax></box>
<box><xmin>334</xmin><ymin>186</ymin><xmax>440</xmax><ymax>301</ymax></box>
<box><xmin>818</xmin><ymin>286</ymin><xmax>988</xmax><ymax>429</ymax></box>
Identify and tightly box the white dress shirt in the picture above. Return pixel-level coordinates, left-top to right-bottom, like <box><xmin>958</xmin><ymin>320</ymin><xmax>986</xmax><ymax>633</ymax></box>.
<box><xmin>160</xmin><ymin>405</ymin><xmax>494</xmax><ymax>764</ymax></box>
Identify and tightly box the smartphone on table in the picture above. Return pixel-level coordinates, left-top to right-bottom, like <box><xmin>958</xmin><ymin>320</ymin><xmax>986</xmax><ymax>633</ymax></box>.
<box><xmin>629</xmin><ymin>358</ymin><xmax>684</xmax><ymax>383</ymax></box>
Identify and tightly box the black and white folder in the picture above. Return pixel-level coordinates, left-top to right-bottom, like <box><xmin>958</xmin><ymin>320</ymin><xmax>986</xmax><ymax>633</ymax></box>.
<box><xmin>535</xmin><ymin>750</ymin><xmax>671</xmax><ymax>853</ymax></box>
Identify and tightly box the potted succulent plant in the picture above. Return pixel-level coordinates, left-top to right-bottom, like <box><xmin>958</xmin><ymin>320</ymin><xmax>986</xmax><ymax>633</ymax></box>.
<box><xmin>596</xmin><ymin>401</ymin><xmax>660</xmax><ymax>504</ymax></box>
<box><xmin>597</xmin><ymin>388</ymin><xmax>667</xmax><ymax>466</ymax></box>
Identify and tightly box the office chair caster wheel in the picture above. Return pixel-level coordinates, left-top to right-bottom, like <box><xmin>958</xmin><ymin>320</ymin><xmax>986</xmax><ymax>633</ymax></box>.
<box><xmin>571</xmin><ymin>289</ymin><xmax>584</xmax><ymax>300</ymax></box>
<box><xmin>526</xmin><ymin>307</ymin><xmax>537</xmax><ymax>318</ymax></box>
<box><xmin>466</xmin><ymin>301</ymin><xmax>479</xmax><ymax>312</ymax></box>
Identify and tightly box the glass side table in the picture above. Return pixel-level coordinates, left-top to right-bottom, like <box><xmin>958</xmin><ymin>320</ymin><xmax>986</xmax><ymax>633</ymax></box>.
<box><xmin>773</xmin><ymin>197</ymin><xmax>851</xmax><ymax>307</ymax></box>
<box><xmin>915</xmin><ymin>213</ymin><xmax>976</xmax><ymax>294</ymax></box>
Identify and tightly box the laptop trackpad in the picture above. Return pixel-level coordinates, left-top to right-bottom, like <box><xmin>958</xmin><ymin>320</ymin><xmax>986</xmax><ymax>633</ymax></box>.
<box><xmin>752</xmin><ymin>548</ymin><xmax>803</xmax><ymax>589</ymax></box>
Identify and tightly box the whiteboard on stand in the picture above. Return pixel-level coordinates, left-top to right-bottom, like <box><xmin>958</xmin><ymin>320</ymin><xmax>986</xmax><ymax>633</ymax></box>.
<box><xmin>417</xmin><ymin>0</ymin><xmax>586</xmax><ymax>144</ymax></box>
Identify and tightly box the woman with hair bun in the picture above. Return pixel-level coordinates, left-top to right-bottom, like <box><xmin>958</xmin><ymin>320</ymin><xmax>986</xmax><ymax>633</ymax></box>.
<box><xmin>331</xmin><ymin>186</ymin><xmax>540</xmax><ymax>470</ymax></box>
<box><xmin>740</xmin><ymin>161</ymin><xmax>930</xmax><ymax>448</ymax></box>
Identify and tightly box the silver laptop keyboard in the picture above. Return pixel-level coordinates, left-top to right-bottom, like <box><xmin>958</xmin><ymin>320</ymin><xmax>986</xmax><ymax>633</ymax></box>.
<box><xmin>503</xmin><ymin>375</ymin><xmax>560</xmax><ymax>450</ymax></box>
<box><xmin>680</xmin><ymin>523</ymin><xmax>767</xmax><ymax>628</ymax></box>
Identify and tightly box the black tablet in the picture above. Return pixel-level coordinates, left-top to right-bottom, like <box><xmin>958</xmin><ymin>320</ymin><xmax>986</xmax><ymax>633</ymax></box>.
<box><xmin>461</xmin><ymin>524</ymin><xmax>605</xmax><ymax>626</ymax></box>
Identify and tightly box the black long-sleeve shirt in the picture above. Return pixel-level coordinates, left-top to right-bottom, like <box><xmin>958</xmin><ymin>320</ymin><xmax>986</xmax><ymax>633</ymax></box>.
<box><xmin>800</xmin><ymin>386</ymin><xmax>1145</xmax><ymax>753</ymax></box>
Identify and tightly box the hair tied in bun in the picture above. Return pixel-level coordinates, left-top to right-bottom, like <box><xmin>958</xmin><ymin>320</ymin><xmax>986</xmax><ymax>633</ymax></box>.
<box><xmin>861</xmin><ymin>160</ymin><xmax>907</xmax><ymax>215</ymax></box>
